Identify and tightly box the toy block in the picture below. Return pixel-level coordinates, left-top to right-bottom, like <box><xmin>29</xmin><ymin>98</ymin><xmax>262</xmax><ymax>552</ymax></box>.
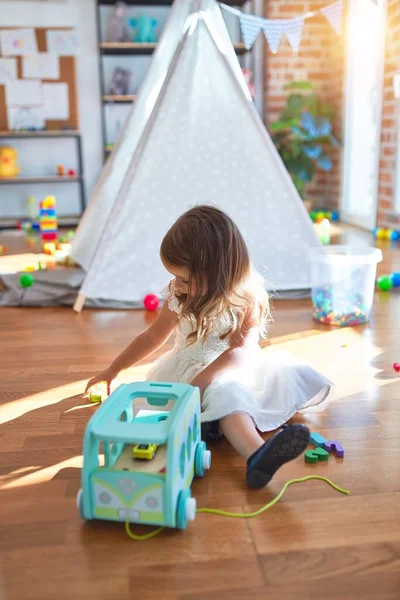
<box><xmin>89</xmin><ymin>392</ymin><xmax>103</xmax><ymax>404</ymax></box>
<box><xmin>42</xmin><ymin>233</ymin><xmax>58</xmax><ymax>241</ymax></box>
<box><xmin>305</xmin><ymin>447</ymin><xmax>330</xmax><ymax>464</ymax></box>
<box><xmin>323</xmin><ymin>441</ymin><xmax>344</xmax><ymax>458</ymax></box>
<box><xmin>310</xmin><ymin>432</ymin><xmax>327</xmax><ymax>447</ymax></box>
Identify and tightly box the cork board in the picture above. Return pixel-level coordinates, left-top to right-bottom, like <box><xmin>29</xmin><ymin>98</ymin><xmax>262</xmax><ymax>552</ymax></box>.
<box><xmin>0</xmin><ymin>27</ymin><xmax>78</xmax><ymax>131</ymax></box>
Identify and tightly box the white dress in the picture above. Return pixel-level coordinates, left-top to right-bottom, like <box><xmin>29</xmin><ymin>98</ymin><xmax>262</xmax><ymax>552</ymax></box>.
<box><xmin>146</xmin><ymin>288</ymin><xmax>332</xmax><ymax>431</ymax></box>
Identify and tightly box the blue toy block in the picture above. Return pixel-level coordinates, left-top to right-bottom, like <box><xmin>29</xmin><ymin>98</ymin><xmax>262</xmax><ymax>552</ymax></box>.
<box><xmin>310</xmin><ymin>432</ymin><xmax>327</xmax><ymax>447</ymax></box>
<box><xmin>77</xmin><ymin>382</ymin><xmax>211</xmax><ymax>531</ymax></box>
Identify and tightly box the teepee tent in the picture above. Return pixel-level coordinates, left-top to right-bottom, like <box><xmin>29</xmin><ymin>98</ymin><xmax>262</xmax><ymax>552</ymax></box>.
<box><xmin>71</xmin><ymin>0</ymin><xmax>321</xmax><ymax>311</ymax></box>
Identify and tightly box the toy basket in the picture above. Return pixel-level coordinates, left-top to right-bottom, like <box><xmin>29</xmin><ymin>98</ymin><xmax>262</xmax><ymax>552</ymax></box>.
<box><xmin>309</xmin><ymin>245</ymin><xmax>382</xmax><ymax>326</ymax></box>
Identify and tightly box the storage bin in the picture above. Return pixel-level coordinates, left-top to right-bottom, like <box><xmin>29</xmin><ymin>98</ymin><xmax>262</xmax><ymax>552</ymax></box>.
<box><xmin>309</xmin><ymin>245</ymin><xmax>382</xmax><ymax>326</ymax></box>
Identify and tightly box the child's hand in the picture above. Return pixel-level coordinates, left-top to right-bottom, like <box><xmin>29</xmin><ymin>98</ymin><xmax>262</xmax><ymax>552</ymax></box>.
<box><xmin>85</xmin><ymin>368</ymin><xmax>116</xmax><ymax>396</ymax></box>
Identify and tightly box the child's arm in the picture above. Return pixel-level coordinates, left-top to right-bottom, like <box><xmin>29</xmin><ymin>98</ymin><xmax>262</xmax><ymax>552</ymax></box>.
<box><xmin>191</xmin><ymin>311</ymin><xmax>259</xmax><ymax>397</ymax></box>
<box><xmin>85</xmin><ymin>302</ymin><xmax>178</xmax><ymax>394</ymax></box>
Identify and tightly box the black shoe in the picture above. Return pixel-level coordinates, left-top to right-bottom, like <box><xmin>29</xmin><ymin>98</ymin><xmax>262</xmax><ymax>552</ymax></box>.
<box><xmin>246</xmin><ymin>424</ymin><xmax>310</xmax><ymax>489</ymax></box>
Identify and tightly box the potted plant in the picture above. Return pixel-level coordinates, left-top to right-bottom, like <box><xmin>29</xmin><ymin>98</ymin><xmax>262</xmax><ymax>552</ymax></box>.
<box><xmin>269</xmin><ymin>81</ymin><xmax>340</xmax><ymax>207</ymax></box>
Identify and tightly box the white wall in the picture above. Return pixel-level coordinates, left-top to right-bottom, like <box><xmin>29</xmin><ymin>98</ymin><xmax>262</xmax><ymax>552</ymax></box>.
<box><xmin>0</xmin><ymin>0</ymin><xmax>103</xmax><ymax>217</ymax></box>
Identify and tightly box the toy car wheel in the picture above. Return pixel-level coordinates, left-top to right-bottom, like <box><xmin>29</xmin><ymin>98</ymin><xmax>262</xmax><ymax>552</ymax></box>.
<box><xmin>195</xmin><ymin>442</ymin><xmax>211</xmax><ymax>477</ymax></box>
<box><xmin>185</xmin><ymin>497</ymin><xmax>197</xmax><ymax>521</ymax></box>
<box><xmin>176</xmin><ymin>488</ymin><xmax>193</xmax><ymax>530</ymax></box>
<box><xmin>76</xmin><ymin>488</ymin><xmax>85</xmax><ymax>519</ymax></box>
<box><xmin>202</xmin><ymin>449</ymin><xmax>211</xmax><ymax>471</ymax></box>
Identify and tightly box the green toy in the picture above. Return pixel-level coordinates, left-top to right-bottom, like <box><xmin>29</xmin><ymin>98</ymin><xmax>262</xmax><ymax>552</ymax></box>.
<box><xmin>304</xmin><ymin>447</ymin><xmax>329</xmax><ymax>464</ymax></box>
<box><xmin>130</xmin><ymin>16</ymin><xmax>158</xmax><ymax>43</ymax></box>
<box><xmin>376</xmin><ymin>275</ymin><xmax>393</xmax><ymax>291</ymax></box>
<box><xmin>20</xmin><ymin>273</ymin><xmax>34</xmax><ymax>288</ymax></box>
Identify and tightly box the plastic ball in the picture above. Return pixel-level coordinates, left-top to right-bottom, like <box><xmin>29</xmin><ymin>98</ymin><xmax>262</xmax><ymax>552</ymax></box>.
<box><xmin>373</xmin><ymin>227</ymin><xmax>379</xmax><ymax>239</ymax></box>
<box><xmin>390</xmin><ymin>230</ymin><xmax>400</xmax><ymax>241</ymax></box>
<box><xmin>384</xmin><ymin>229</ymin><xmax>393</xmax><ymax>240</ymax></box>
<box><xmin>310</xmin><ymin>211</ymin><xmax>317</xmax><ymax>222</ymax></box>
<box><xmin>394</xmin><ymin>363</ymin><xmax>400</xmax><ymax>372</ymax></box>
<box><xmin>316</xmin><ymin>211</ymin><xmax>325</xmax><ymax>223</ymax></box>
<box><xmin>143</xmin><ymin>294</ymin><xmax>160</xmax><ymax>311</ymax></box>
<box><xmin>377</xmin><ymin>228</ymin><xmax>386</xmax><ymax>240</ymax></box>
<box><xmin>20</xmin><ymin>273</ymin><xmax>34</xmax><ymax>288</ymax></box>
<box><xmin>376</xmin><ymin>275</ymin><xmax>393</xmax><ymax>291</ymax></box>
<box><xmin>391</xmin><ymin>273</ymin><xmax>400</xmax><ymax>287</ymax></box>
<box><xmin>330</xmin><ymin>211</ymin><xmax>339</xmax><ymax>221</ymax></box>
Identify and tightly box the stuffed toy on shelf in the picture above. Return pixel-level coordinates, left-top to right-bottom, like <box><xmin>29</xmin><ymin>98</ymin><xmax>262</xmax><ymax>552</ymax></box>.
<box><xmin>108</xmin><ymin>67</ymin><xmax>132</xmax><ymax>96</ymax></box>
<box><xmin>130</xmin><ymin>16</ymin><xmax>158</xmax><ymax>43</ymax></box>
<box><xmin>106</xmin><ymin>1</ymin><xmax>130</xmax><ymax>43</ymax></box>
<box><xmin>0</xmin><ymin>146</ymin><xmax>20</xmax><ymax>178</ymax></box>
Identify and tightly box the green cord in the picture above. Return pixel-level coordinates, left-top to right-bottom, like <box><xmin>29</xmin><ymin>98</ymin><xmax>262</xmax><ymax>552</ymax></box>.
<box><xmin>125</xmin><ymin>475</ymin><xmax>349</xmax><ymax>541</ymax></box>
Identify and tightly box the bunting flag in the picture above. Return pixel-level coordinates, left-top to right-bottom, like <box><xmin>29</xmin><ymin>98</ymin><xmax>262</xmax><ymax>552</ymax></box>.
<box><xmin>262</xmin><ymin>19</ymin><xmax>285</xmax><ymax>54</ymax></box>
<box><xmin>321</xmin><ymin>0</ymin><xmax>343</xmax><ymax>35</ymax></box>
<box><xmin>239</xmin><ymin>13</ymin><xmax>264</xmax><ymax>50</ymax></box>
<box><xmin>220</xmin><ymin>0</ymin><xmax>345</xmax><ymax>54</ymax></box>
<box><xmin>284</xmin><ymin>17</ymin><xmax>305</xmax><ymax>52</ymax></box>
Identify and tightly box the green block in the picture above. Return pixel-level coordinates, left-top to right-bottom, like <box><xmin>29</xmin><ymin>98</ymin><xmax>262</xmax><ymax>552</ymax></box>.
<box><xmin>305</xmin><ymin>448</ymin><xmax>330</xmax><ymax>464</ymax></box>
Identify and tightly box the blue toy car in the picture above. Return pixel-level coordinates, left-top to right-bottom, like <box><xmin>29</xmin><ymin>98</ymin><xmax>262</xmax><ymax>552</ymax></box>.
<box><xmin>77</xmin><ymin>382</ymin><xmax>211</xmax><ymax>530</ymax></box>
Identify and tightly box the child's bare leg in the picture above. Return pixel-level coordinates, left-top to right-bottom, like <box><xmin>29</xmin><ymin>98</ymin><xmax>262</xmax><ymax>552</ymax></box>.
<box><xmin>219</xmin><ymin>412</ymin><xmax>310</xmax><ymax>489</ymax></box>
<box><xmin>219</xmin><ymin>412</ymin><xmax>264</xmax><ymax>459</ymax></box>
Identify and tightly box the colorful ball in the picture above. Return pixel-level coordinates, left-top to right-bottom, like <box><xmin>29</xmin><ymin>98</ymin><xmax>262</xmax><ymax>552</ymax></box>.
<box><xmin>376</xmin><ymin>228</ymin><xmax>386</xmax><ymax>240</ymax></box>
<box><xmin>143</xmin><ymin>294</ymin><xmax>160</xmax><ymax>311</ymax></box>
<box><xmin>384</xmin><ymin>229</ymin><xmax>393</xmax><ymax>240</ymax></box>
<box><xmin>390</xmin><ymin>230</ymin><xmax>400</xmax><ymax>241</ymax></box>
<box><xmin>376</xmin><ymin>275</ymin><xmax>393</xmax><ymax>291</ymax></box>
<box><xmin>391</xmin><ymin>273</ymin><xmax>400</xmax><ymax>287</ymax></box>
<box><xmin>20</xmin><ymin>273</ymin><xmax>34</xmax><ymax>288</ymax></box>
<box><xmin>330</xmin><ymin>211</ymin><xmax>339</xmax><ymax>221</ymax></box>
<box><xmin>310</xmin><ymin>211</ymin><xmax>317</xmax><ymax>222</ymax></box>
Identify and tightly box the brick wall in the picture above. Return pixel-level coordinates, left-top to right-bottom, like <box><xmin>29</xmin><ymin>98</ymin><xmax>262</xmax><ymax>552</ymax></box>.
<box><xmin>377</xmin><ymin>0</ymin><xmax>400</xmax><ymax>227</ymax></box>
<box><xmin>264</xmin><ymin>1</ymin><xmax>345</xmax><ymax>208</ymax></box>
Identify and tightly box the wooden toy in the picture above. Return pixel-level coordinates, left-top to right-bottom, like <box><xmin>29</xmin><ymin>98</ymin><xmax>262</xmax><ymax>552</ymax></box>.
<box><xmin>77</xmin><ymin>382</ymin><xmax>211</xmax><ymax>530</ymax></box>
<box><xmin>57</xmin><ymin>165</ymin><xmax>65</xmax><ymax>176</ymax></box>
<box><xmin>310</xmin><ymin>432</ymin><xmax>327</xmax><ymax>447</ymax></box>
<box><xmin>304</xmin><ymin>448</ymin><xmax>329</xmax><ymax>464</ymax></box>
<box><xmin>323</xmin><ymin>441</ymin><xmax>344</xmax><ymax>458</ymax></box>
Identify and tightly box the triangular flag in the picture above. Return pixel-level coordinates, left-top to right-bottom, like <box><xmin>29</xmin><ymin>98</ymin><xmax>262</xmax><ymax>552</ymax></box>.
<box><xmin>284</xmin><ymin>17</ymin><xmax>305</xmax><ymax>52</ymax></box>
<box><xmin>239</xmin><ymin>13</ymin><xmax>264</xmax><ymax>50</ymax></box>
<box><xmin>321</xmin><ymin>0</ymin><xmax>343</xmax><ymax>35</ymax></box>
<box><xmin>262</xmin><ymin>19</ymin><xmax>285</xmax><ymax>54</ymax></box>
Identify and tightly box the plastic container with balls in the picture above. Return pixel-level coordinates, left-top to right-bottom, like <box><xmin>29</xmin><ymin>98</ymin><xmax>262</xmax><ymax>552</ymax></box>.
<box><xmin>309</xmin><ymin>246</ymin><xmax>382</xmax><ymax>327</ymax></box>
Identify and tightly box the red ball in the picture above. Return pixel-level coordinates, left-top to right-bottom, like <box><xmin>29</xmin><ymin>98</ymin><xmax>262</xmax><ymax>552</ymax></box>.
<box><xmin>143</xmin><ymin>294</ymin><xmax>160</xmax><ymax>311</ymax></box>
<box><xmin>394</xmin><ymin>363</ymin><xmax>400</xmax><ymax>372</ymax></box>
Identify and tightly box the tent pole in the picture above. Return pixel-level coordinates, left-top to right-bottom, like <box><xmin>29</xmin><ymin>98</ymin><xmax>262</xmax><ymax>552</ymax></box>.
<box><xmin>73</xmin><ymin>293</ymin><xmax>86</xmax><ymax>313</ymax></box>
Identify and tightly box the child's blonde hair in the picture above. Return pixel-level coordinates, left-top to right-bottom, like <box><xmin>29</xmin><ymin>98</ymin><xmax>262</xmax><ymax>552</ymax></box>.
<box><xmin>160</xmin><ymin>205</ymin><xmax>271</xmax><ymax>344</ymax></box>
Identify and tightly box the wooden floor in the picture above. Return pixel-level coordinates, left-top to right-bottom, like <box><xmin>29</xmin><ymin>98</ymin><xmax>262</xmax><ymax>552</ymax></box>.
<box><xmin>0</xmin><ymin>228</ymin><xmax>399</xmax><ymax>600</ymax></box>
